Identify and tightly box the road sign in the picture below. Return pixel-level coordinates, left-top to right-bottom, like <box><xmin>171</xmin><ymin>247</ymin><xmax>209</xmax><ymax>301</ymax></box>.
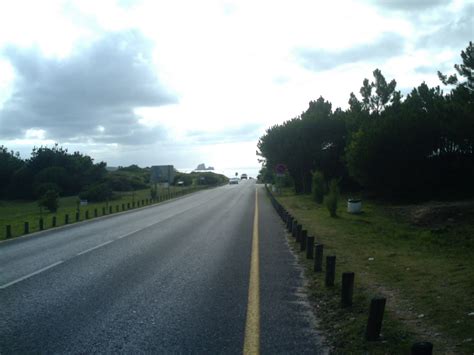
<box><xmin>275</xmin><ymin>163</ymin><xmax>287</xmax><ymax>177</ymax></box>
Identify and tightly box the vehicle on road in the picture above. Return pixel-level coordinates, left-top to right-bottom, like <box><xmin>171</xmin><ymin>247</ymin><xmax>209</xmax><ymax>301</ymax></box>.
<box><xmin>240</xmin><ymin>174</ymin><xmax>248</xmax><ymax>180</ymax></box>
<box><xmin>229</xmin><ymin>177</ymin><xmax>239</xmax><ymax>184</ymax></box>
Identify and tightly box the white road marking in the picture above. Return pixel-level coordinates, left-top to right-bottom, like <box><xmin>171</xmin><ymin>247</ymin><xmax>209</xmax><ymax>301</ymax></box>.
<box><xmin>1</xmin><ymin>224</ymin><xmax>158</xmax><ymax>290</ymax></box>
<box><xmin>76</xmin><ymin>240</ymin><xmax>114</xmax><ymax>256</ymax></box>
<box><xmin>0</xmin><ymin>261</ymin><xmax>64</xmax><ymax>290</ymax></box>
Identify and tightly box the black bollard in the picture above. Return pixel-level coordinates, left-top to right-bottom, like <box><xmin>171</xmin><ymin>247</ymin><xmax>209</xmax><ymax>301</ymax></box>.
<box><xmin>65</xmin><ymin>214</ymin><xmax>69</xmax><ymax>224</ymax></box>
<box><xmin>52</xmin><ymin>216</ymin><xmax>56</xmax><ymax>227</ymax></box>
<box><xmin>314</xmin><ymin>244</ymin><xmax>324</xmax><ymax>272</ymax></box>
<box><xmin>306</xmin><ymin>236</ymin><xmax>315</xmax><ymax>259</ymax></box>
<box><xmin>292</xmin><ymin>220</ymin><xmax>298</xmax><ymax>238</ymax></box>
<box><xmin>296</xmin><ymin>224</ymin><xmax>302</xmax><ymax>243</ymax></box>
<box><xmin>76</xmin><ymin>211</ymin><xmax>80</xmax><ymax>222</ymax></box>
<box><xmin>6</xmin><ymin>225</ymin><xmax>12</xmax><ymax>239</ymax></box>
<box><xmin>24</xmin><ymin>221</ymin><xmax>29</xmax><ymax>234</ymax></box>
<box><xmin>411</xmin><ymin>342</ymin><xmax>433</xmax><ymax>355</ymax></box>
<box><xmin>39</xmin><ymin>218</ymin><xmax>44</xmax><ymax>231</ymax></box>
<box><xmin>341</xmin><ymin>272</ymin><xmax>355</xmax><ymax>307</ymax></box>
<box><xmin>325</xmin><ymin>256</ymin><xmax>336</xmax><ymax>286</ymax></box>
<box><xmin>300</xmin><ymin>230</ymin><xmax>308</xmax><ymax>251</ymax></box>
<box><xmin>366</xmin><ymin>297</ymin><xmax>386</xmax><ymax>341</ymax></box>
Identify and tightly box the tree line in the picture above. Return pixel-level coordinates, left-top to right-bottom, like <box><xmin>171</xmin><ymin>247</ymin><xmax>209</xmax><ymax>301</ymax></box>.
<box><xmin>0</xmin><ymin>144</ymin><xmax>228</xmax><ymax>204</ymax></box>
<box><xmin>257</xmin><ymin>42</ymin><xmax>474</xmax><ymax>201</ymax></box>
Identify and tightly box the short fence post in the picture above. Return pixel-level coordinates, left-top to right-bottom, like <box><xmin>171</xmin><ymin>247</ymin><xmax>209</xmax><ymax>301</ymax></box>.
<box><xmin>85</xmin><ymin>210</ymin><xmax>89</xmax><ymax>219</ymax></box>
<box><xmin>306</xmin><ymin>236</ymin><xmax>314</xmax><ymax>259</ymax></box>
<box><xmin>366</xmin><ymin>297</ymin><xmax>386</xmax><ymax>341</ymax></box>
<box><xmin>287</xmin><ymin>216</ymin><xmax>293</xmax><ymax>232</ymax></box>
<box><xmin>341</xmin><ymin>272</ymin><xmax>355</xmax><ymax>307</ymax></box>
<box><xmin>292</xmin><ymin>220</ymin><xmax>298</xmax><ymax>238</ymax></box>
<box><xmin>314</xmin><ymin>244</ymin><xmax>324</xmax><ymax>272</ymax></box>
<box><xmin>24</xmin><ymin>221</ymin><xmax>29</xmax><ymax>234</ymax></box>
<box><xmin>300</xmin><ymin>230</ymin><xmax>307</xmax><ymax>251</ymax></box>
<box><xmin>6</xmin><ymin>225</ymin><xmax>12</xmax><ymax>239</ymax></box>
<box><xmin>94</xmin><ymin>209</ymin><xmax>98</xmax><ymax>217</ymax></box>
<box><xmin>411</xmin><ymin>342</ymin><xmax>433</xmax><ymax>355</ymax></box>
<box><xmin>296</xmin><ymin>224</ymin><xmax>302</xmax><ymax>242</ymax></box>
<box><xmin>39</xmin><ymin>218</ymin><xmax>44</xmax><ymax>231</ymax></box>
<box><xmin>52</xmin><ymin>216</ymin><xmax>56</xmax><ymax>227</ymax></box>
<box><xmin>75</xmin><ymin>211</ymin><xmax>80</xmax><ymax>222</ymax></box>
<box><xmin>325</xmin><ymin>256</ymin><xmax>336</xmax><ymax>286</ymax></box>
<box><xmin>65</xmin><ymin>214</ymin><xmax>69</xmax><ymax>224</ymax></box>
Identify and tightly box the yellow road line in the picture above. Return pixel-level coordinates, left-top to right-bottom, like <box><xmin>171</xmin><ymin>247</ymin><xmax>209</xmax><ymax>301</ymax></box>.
<box><xmin>243</xmin><ymin>188</ymin><xmax>260</xmax><ymax>355</ymax></box>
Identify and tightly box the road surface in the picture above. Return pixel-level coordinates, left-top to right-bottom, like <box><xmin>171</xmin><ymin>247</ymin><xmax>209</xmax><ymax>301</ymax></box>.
<box><xmin>0</xmin><ymin>181</ymin><xmax>325</xmax><ymax>353</ymax></box>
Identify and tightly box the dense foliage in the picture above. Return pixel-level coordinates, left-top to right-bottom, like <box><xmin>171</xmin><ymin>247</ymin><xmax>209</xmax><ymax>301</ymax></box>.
<box><xmin>258</xmin><ymin>42</ymin><xmax>474</xmax><ymax>201</ymax></box>
<box><xmin>0</xmin><ymin>144</ymin><xmax>107</xmax><ymax>200</ymax></box>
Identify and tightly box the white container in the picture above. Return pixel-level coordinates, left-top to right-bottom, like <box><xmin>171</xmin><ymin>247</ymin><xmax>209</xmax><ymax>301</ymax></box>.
<box><xmin>347</xmin><ymin>199</ymin><xmax>362</xmax><ymax>214</ymax></box>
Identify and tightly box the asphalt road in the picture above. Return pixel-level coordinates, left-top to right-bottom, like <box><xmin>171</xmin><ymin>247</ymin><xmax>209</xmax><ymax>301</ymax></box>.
<box><xmin>0</xmin><ymin>180</ymin><xmax>325</xmax><ymax>354</ymax></box>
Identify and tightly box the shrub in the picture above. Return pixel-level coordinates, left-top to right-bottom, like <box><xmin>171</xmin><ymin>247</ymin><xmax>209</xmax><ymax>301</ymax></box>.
<box><xmin>79</xmin><ymin>183</ymin><xmax>114</xmax><ymax>202</ymax></box>
<box><xmin>38</xmin><ymin>189</ymin><xmax>59</xmax><ymax>212</ymax></box>
<box><xmin>311</xmin><ymin>171</ymin><xmax>326</xmax><ymax>204</ymax></box>
<box><xmin>324</xmin><ymin>179</ymin><xmax>340</xmax><ymax>217</ymax></box>
<box><xmin>33</xmin><ymin>182</ymin><xmax>61</xmax><ymax>198</ymax></box>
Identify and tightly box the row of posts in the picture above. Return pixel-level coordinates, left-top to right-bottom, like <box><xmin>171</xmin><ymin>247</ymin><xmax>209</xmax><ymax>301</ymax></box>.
<box><xmin>265</xmin><ymin>185</ymin><xmax>433</xmax><ymax>355</ymax></box>
<box><xmin>4</xmin><ymin>191</ymin><xmax>184</xmax><ymax>239</ymax></box>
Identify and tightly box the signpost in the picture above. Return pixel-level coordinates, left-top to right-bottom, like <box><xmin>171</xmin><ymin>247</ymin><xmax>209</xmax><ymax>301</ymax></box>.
<box><xmin>274</xmin><ymin>163</ymin><xmax>287</xmax><ymax>195</ymax></box>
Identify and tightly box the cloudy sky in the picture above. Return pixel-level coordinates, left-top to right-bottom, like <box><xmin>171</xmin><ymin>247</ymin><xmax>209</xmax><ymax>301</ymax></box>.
<box><xmin>0</xmin><ymin>0</ymin><xmax>472</xmax><ymax>176</ymax></box>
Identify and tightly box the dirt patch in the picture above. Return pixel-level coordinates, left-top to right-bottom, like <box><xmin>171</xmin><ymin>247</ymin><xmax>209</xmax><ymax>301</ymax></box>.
<box><xmin>387</xmin><ymin>200</ymin><xmax>474</xmax><ymax>229</ymax></box>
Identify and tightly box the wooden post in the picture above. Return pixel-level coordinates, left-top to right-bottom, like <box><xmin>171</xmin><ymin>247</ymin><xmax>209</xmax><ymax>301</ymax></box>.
<box><xmin>306</xmin><ymin>236</ymin><xmax>315</xmax><ymax>259</ymax></box>
<box><xmin>314</xmin><ymin>244</ymin><xmax>324</xmax><ymax>272</ymax></box>
<box><xmin>65</xmin><ymin>214</ymin><xmax>69</xmax><ymax>224</ymax></box>
<box><xmin>6</xmin><ymin>225</ymin><xmax>12</xmax><ymax>239</ymax></box>
<box><xmin>325</xmin><ymin>256</ymin><xmax>336</xmax><ymax>286</ymax></box>
<box><xmin>24</xmin><ymin>221</ymin><xmax>29</xmax><ymax>234</ymax></box>
<box><xmin>52</xmin><ymin>216</ymin><xmax>56</xmax><ymax>227</ymax></box>
<box><xmin>300</xmin><ymin>230</ymin><xmax>307</xmax><ymax>251</ymax></box>
<box><xmin>296</xmin><ymin>224</ymin><xmax>302</xmax><ymax>242</ymax></box>
<box><xmin>411</xmin><ymin>342</ymin><xmax>433</xmax><ymax>355</ymax></box>
<box><xmin>366</xmin><ymin>297</ymin><xmax>386</xmax><ymax>341</ymax></box>
<box><xmin>341</xmin><ymin>272</ymin><xmax>355</xmax><ymax>307</ymax></box>
<box><xmin>39</xmin><ymin>218</ymin><xmax>44</xmax><ymax>231</ymax></box>
<box><xmin>292</xmin><ymin>220</ymin><xmax>298</xmax><ymax>238</ymax></box>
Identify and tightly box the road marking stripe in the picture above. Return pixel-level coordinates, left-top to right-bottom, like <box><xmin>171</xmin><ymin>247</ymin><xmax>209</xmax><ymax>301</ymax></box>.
<box><xmin>1</xmin><ymin>226</ymin><xmax>150</xmax><ymax>290</ymax></box>
<box><xmin>243</xmin><ymin>188</ymin><xmax>260</xmax><ymax>355</ymax></box>
<box><xmin>0</xmin><ymin>261</ymin><xmax>64</xmax><ymax>290</ymax></box>
<box><xmin>76</xmin><ymin>240</ymin><xmax>114</xmax><ymax>256</ymax></box>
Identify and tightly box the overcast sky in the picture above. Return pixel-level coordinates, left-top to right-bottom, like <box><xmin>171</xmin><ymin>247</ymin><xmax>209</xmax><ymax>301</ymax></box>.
<box><xmin>0</xmin><ymin>0</ymin><xmax>472</xmax><ymax>176</ymax></box>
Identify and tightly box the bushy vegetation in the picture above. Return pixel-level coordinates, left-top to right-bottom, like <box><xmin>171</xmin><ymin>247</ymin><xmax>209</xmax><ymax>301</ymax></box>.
<box><xmin>324</xmin><ymin>179</ymin><xmax>339</xmax><ymax>217</ymax></box>
<box><xmin>38</xmin><ymin>189</ymin><xmax>59</xmax><ymax>212</ymax></box>
<box><xmin>258</xmin><ymin>42</ymin><xmax>474</xmax><ymax>201</ymax></box>
<box><xmin>311</xmin><ymin>171</ymin><xmax>326</xmax><ymax>203</ymax></box>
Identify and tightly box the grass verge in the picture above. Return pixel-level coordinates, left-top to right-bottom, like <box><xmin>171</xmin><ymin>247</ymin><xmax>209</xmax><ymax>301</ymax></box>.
<box><xmin>0</xmin><ymin>186</ymin><xmax>203</xmax><ymax>241</ymax></box>
<box><xmin>272</xmin><ymin>188</ymin><xmax>474</xmax><ymax>354</ymax></box>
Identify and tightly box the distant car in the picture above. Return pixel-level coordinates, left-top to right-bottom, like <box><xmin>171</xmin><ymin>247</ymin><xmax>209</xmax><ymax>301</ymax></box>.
<box><xmin>241</xmin><ymin>174</ymin><xmax>248</xmax><ymax>180</ymax></box>
<box><xmin>229</xmin><ymin>177</ymin><xmax>239</xmax><ymax>184</ymax></box>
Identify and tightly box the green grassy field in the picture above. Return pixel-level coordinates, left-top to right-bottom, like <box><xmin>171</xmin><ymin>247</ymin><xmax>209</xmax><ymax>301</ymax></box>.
<box><xmin>273</xmin><ymin>188</ymin><xmax>474</xmax><ymax>354</ymax></box>
<box><xmin>0</xmin><ymin>186</ymin><xmax>202</xmax><ymax>240</ymax></box>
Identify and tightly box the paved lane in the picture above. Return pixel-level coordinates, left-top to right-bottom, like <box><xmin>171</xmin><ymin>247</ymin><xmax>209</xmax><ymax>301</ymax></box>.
<box><xmin>0</xmin><ymin>181</ymin><xmax>325</xmax><ymax>353</ymax></box>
